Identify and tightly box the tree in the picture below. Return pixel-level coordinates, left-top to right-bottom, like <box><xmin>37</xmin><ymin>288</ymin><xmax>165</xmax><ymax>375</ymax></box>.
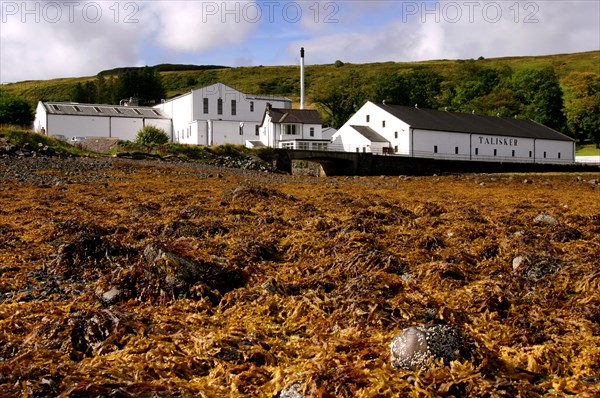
<box><xmin>440</xmin><ymin>61</ymin><xmax>513</xmax><ymax>113</ymax></box>
<box><xmin>374</xmin><ymin>69</ymin><xmax>443</xmax><ymax>108</ymax></box>
<box><xmin>0</xmin><ymin>94</ymin><xmax>34</xmax><ymax>126</ymax></box>
<box><xmin>311</xmin><ymin>70</ymin><xmax>367</xmax><ymax>129</ymax></box>
<box><xmin>511</xmin><ymin>67</ymin><xmax>566</xmax><ymax>132</ymax></box>
<box><xmin>135</xmin><ymin>125</ymin><xmax>169</xmax><ymax>145</ymax></box>
<box><xmin>116</xmin><ymin>67</ymin><xmax>166</xmax><ymax>106</ymax></box>
<box><xmin>562</xmin><ymin>72</ymin><xmax>600</xmax><ymax>145</ymax></box>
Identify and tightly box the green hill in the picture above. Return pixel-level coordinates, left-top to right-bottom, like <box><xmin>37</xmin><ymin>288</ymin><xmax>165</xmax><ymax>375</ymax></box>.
<box><xmin>2</xmin><ymin>50</ymin><xmax>598</xmax><ymax>107</ymax></box>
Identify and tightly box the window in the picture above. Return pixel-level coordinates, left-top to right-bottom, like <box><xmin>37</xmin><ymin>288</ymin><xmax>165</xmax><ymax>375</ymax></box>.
<box><xmin>394</xmin><ymin>131</ymin><xmax>398</xmax><ymax>139</ymax></box>
<box><xmin>203</xmin><ymin>98</ymin><xmax>209</xmax><ymax>114</ymax></box>
<box><xmin>239</xmin><ymin>124</ymin><xmax>243</xmax><ymax>135</ymax></box>
<box><xmin>382</xmin><ymin>120</ymin><xmax>386</xmax><ymax>128</ymax></box>
<box><xmin>231</xmin><ymin>100</ymin><xmax>236</xmax><ymax>116</ymax></box>
<box><xmin>298</xmin><ymin>142</ymin><xmax>309</xmax><ymax>150</ymax></box>
<box><xmin>529</xmin><ymin>151</ymin><xmax>532</xmax><ymax>157</ymax></box>
<box><xmin>558</xmin><ymin>152</ymin><xmax>561</xmax><ymax>159</ymax></box>
<box><xmin>366</xmin><ymin>115</ymin><xmax>370</xmax><ymax>123</ymax></box>
<box><xmin>310</xmin><ymin>127</ymin><xmax>314</xmax><ymax>137</ymax></box>
<box><xmin>544</xmin><ymin>152</ymin><xmax>547</xmax><ymax>158</ymax></box>
<box><xmin>512</xmin><ymin>150</ymin><xmax>515</xmax><ymax>157</ymax></box>
<box><xmin>285</xmin><ymin>124</ymin><xmax>297</xmax><ymax>135</ymax></box>
<box><xmin>434</xmin><ymin>145</ymin><xmax>438</xmax><ymax>154</ymax></box>
<box><xmin>394</xmin><ymin>145</ymin><xmax>398</xmax><ymax>153</ymax></box>
<box><xmin>255</xmin><ymin>125</ymin><xmax>260</xmax><ymax>136</ymax></box>
<box><xmin>475</xmin><ymin>148</ymin><xmax>479</xmax><ymax>155</ymax></box>
<box><xmin>494</xmin><ymin>149</ymin><xmax>497</xmax><ymax>156</ymax></box>
<box><xmin>455</xmin><ymin>147</ymin><xmax>459</xmax><ymax>155</ymax></box>
<box><xmin>250</xmin><ymin>101</ymin><xmax>254</xmax><ymax>112</ymax></box>
<box><xmin>217</xmin><ymin>98</ymin><xmax>223</xmax><ymax>115</ymax></box>
<box><xmin>356</xmin><ymin>147</ymin><xmax>360</xmax><ymax>153</ymax></box>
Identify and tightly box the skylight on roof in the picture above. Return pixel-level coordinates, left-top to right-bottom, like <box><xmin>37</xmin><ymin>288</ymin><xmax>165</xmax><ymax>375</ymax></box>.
<box><xmin>93</xmin><ymin>106</ymin><xmax>102</xmax><ymax>113</ymax></box>
<box><xmin>73</xmin><ymin>106</ymin><xmax>81</xmax><ymax>112</ymax></box>
<box><xmin>133</xmin><ymin>109</ymin><xmax>142</xmax><ymax>115</ymax></box>
<box><xmin>51</xmin><ymin>104</ymin><xmax>60</xmax><ymax>111</ymax></box>
<box><xmin>114</xmin><ymin>108</ymin><xmax>122</xmax><ymax>114</ymax></box>
<box><xmin>152</xmin><ymin>110</ymin><xmax>160</xmax><ymax>116</ymax></box>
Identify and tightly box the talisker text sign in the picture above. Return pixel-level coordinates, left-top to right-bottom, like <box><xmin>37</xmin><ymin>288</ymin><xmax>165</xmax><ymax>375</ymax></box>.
<box><xmin>478</xmin><ymin>136</ymin><xmax>518</xmax><ymax>146</ymax></box>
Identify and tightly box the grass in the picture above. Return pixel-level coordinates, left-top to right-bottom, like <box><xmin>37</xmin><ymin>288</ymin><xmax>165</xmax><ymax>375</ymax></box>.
<box><xmin>0</xmin><ymin>125</ymin><xmax>86</xmax><ymax>156</ymax></box>
<box><xmin>2</xmin><ymin>50</ymin><xmax>598</xmax><ymax>107</ymax></box>
<box><xmin>576</xmin><ymin>144</ymin><xmax>600</xmax><ymax>156</ymax></box>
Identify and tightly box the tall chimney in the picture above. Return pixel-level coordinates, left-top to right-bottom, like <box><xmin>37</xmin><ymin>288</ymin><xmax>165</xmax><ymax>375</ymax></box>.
<box><xmin>300</xmin><ymin>47</ymin><xmax>305</xmax><ymax>110</ymax></box>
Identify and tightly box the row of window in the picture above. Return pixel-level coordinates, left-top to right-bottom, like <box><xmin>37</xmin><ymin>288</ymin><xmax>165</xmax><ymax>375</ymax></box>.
<box><xmin>433</xmin><ymin>145</ymin><xmax>561</xmax><ymax>158</ymax></box>
<box><xmin>281</xmin><ymin>142</ymin><xmax>328</xmax><ymax>150</ymax></box>
<box><xmin>284</xmin><ymin>125</ymin><xmax>315</xmax><ymax>136</ymax></box>
<box><xmin>203</xmin><ymin>98</ymin><xmax>254</xmax><ymax>115</ymax></box>
<box><xmin>52</xmin><ymin>104</ymin><xmax>161</xmax><ymax>116</ymax></box>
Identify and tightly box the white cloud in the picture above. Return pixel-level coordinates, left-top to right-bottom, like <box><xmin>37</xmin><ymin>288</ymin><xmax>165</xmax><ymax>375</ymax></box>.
<box><xmin>289</xmin><ymin>1</ymin><xmax>599</xmax><ymax>65</ymax></box>
<box><xmin>0</xmin><ymin>1</ymin><xmax>597</xmax><ymax>83</ymax></box>
<box><xmin>0</xmin><ymin>1</ymin><xmax>148</xmax><ymax>83</ymax></box>
<box><xmin>145</xmin><ymin>1</ymin><xmax>259</xmax><ymax>53</ymax></box>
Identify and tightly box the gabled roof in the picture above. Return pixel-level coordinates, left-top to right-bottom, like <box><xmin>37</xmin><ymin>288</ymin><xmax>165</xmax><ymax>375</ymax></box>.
<box><xmin>373</xmin><ymin>102</ymin><xmax>574</xmax><ymax>142</ymax></box>
<box><xmin>161</xmin><ymin>82</ymin><xmax>291</xmax><ymax>103</ymax></box>
<box><xmin>267</xmin><ymin>108</ymin><xmax>323</xmax><ymax>124</ymax></box>
<box><xmin>350</xmin><ymin>125</ymin><xmax>389</xmax><ymax>143</ymax></box>
<box><xmin>43</xmin><ymin>102</ymin><xmax>170</xmax><ymax>119</ymax></box>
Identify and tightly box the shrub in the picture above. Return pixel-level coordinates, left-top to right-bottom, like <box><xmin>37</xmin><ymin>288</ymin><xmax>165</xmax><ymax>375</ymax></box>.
<box><xmin>135</xmin><ymin>125</ymin><xmax>169</xmax><ymax>146</ymax></box>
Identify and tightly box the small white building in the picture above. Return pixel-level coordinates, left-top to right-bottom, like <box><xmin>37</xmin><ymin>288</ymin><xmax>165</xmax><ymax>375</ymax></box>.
<box><xmin>332</xmin><ymin>101</ymin><xmax>576</xmax><ymax>164</ymax></box>
<box><xmin>153</xmin><ymin>82</ymin><xmax>292</xmax><ymax>146</ymax></box>
<box><xmin>34</xmin><ymin>101</ymin><xmax>172</xmax><ymax>141</ymax></box>
<box><xmin>250</xmin><ymin>103</ymin><xmax>328</xmax><ymax>150</ymax></box>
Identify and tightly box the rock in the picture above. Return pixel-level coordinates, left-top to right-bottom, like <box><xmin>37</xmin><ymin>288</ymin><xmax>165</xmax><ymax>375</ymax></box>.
<box><xmin>512</xmin><ymin>252</ymin><xmax>564</xmax><ymax>282</ymax></box>
<box><xmin>101</xmin><ymin>287</ymin><xmax>121</xmax><ymax>304</ymax></box>
<box><xmin>279</xmin><ymin>382</ymin><xmax>305</xmax><ymax>398</ymax></box>
<box><xmin>390</xmin><ymin>324</ymin><xmax>466</xmax><ymax>370</ymax></box>
<box><xmin>533</xmin><ymin>214</ymin><xmax>558</xmax><ymax>225</ymax></box>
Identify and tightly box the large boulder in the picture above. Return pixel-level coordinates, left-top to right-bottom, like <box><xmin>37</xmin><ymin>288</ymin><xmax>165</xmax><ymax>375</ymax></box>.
<box><xmin>390</xmin><ymin>325</ymin><xmax>467</xmax><ymax>370</ymax></box>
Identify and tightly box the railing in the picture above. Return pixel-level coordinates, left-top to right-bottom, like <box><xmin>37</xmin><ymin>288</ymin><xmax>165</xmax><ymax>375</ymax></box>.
<box><xmin>280</xmin><ymin>143</ymin><xmax>575</xmax><ymax>164</ymax></box>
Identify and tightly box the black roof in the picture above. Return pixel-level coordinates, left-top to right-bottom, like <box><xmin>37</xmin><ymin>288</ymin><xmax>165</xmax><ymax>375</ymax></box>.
<box><xmin>374</xmin><ymin>103</ymin><xmax>574</xmax><ymax>142</ymax></box>
<box><xmin>268</xmin><ymin>108</ymin><xmax>323</xmax><ymax>124</ymax></box>
<box><xmin>351</xmin><ymin>125</ymin><xmax>389</xmax><ymax>142</ymax></box>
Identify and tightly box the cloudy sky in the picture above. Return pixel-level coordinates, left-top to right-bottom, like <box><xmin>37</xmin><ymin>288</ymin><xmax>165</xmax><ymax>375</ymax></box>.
<box><xmin>1</xmin><ymin>0</ymin><xmax>598</xmax><ymax>83</ymax></box>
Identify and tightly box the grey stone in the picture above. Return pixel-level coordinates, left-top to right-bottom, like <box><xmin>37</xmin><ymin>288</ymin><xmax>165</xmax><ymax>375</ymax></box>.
<box><xmin>533</xmin><ymin>214</ymin><xmax>558</xmax><ymax>225</ymax></box>
<box><xmin>390</xmin><ymin>325</ymin><xmax>465</xmax><ymax>370</ymax></box>
<box><xmin>101</xmin><ymin>287</ymin><xmax>121</xmax><ymax>304</ymax></box>
<box><xmin>279</xmin><ymin>382</ymin><xmax>305</xmax><ymax>398</ymax></box>
<box><xmin>512</xmin><ymin>252</ymin><xmax>564</xmax><ymax>282</ymax></box>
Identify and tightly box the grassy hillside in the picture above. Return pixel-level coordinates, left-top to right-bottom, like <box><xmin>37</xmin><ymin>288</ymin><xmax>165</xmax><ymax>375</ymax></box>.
<box><xmin>2</xmin><ymin>51</ymin><xmax>598</xmax><ymax>108</ymax></box>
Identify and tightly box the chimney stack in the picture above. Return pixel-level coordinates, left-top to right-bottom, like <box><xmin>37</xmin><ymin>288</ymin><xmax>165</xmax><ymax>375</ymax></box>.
<box><xmin>300</xmin><ymin>47</ymin><xmax>305</xmax><ymax>110</ymax></box>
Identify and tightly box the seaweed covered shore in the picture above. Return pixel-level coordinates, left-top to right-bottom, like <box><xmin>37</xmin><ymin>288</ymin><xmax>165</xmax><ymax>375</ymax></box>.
<box><xmin>0</xmin><ymin>156</ymin><xmax>598</xmax><ymax>397</ymax></box>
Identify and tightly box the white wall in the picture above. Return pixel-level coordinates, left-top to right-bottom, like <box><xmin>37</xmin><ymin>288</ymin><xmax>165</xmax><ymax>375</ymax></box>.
<box><xmin>47</xmin><ymin>115</ymin><xmax>110</xmax><ymax>139</ymax></box>
<box><xmin>412</xmin><ymin>129</ymin><xmax>471</xmax><ymax>160</ymax></box>
<box><xmin>534</xmin><ymin>139</ymin><xmax>575</xmax><ymax>163</ymax></box>
<box><xmin>110</xmin><ymin>117</ymin><xmax>144</xmax><ymax>141</ymax></box>
<box><xmin>33</xmin><ymin>102</ymin><xmax>47</xmax><ymax>133</ymax></box>
<box><xmin>332</xmin><ymin>127</ymin><xmax>371</xmax><ymax>152</ymax></box>
<box><xmin>471</xmin><ymin>135</ymin><xmax>534</xmax><ymax>162</ymax></box>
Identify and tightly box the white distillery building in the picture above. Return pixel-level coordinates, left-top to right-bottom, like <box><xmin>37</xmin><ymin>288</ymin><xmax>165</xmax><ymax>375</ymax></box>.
<box><xmin>153</xmin><ymin>82</ymin><xmax>292</xmax><ymax>146</ymax></box>
<box><xmin>332</xmin><ymin>101</ymin><xmax>576</xmax><ymax>164</ymax></box>
<box><xmin>34</xmin><ymin>101</ymin><xmax>172</xmax><ymax>141</ymax></box>
<box><xmin>248</xmin><ymin>103</ymin><xmax>328</xmax><ymax>149</ymax></box>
